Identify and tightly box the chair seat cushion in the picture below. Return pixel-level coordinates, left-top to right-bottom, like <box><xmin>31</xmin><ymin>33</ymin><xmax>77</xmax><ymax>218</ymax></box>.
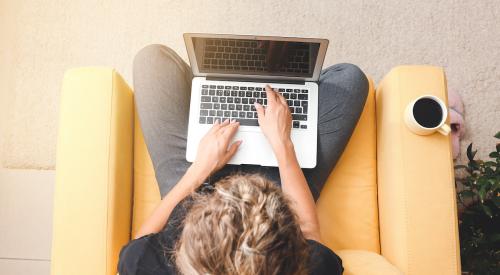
<box><xmin>316</xmin><ymin>78</ymin><xmax>380</xmax><ymax>253</ymax></box>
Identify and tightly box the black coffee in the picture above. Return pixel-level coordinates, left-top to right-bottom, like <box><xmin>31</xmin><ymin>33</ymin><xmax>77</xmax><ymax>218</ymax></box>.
<box><xmin>412</xmin><ymin>98</ymin><xmax>443</xmax><ymax>128</ymax></box>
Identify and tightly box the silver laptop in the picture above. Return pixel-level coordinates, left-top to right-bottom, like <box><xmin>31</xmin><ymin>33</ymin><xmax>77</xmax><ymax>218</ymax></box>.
<box><xmin>184</xmin><ymin>33</ymin><xmax>329</xmax><ymax>168</ymax></box>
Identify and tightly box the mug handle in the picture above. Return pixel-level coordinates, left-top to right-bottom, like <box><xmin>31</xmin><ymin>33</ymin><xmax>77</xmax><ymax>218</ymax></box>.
<box><xmin>437</xmin><ymin>124</ymin><xmax>451</xmax><ymax>135</ymax></box>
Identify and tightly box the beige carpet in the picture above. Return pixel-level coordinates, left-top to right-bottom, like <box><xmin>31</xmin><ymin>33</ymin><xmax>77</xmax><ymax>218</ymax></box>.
<box><xmin>1</xmin><ymin>0</ymin><xmax>499</xmax><ymax>169</ymax></box>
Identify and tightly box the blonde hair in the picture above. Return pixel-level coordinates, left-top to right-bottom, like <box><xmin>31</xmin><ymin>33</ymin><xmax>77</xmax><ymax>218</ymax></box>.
<box><xmin>175</xmin><ymin>173</ymin><xmax>309</xmax><ymax>275</ymax></box>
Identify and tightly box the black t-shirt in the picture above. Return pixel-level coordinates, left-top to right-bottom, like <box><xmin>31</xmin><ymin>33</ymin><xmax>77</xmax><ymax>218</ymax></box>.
<box><xmin>118</xmin><ymin>194</ymin><xmax>343</xmax><ymax>275</ymax></box>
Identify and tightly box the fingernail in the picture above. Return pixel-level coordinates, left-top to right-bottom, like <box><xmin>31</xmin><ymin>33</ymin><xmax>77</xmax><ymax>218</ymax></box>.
<box><xmin>231</xmin><ymin>119</ymin><xmax>235</xmax><ymax>123</ymax></box>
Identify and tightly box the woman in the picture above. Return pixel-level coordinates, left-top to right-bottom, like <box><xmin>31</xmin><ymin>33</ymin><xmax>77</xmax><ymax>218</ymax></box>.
<box><xmin>118</xmin><ymin>44</ymin><xmax>368</xmax><ymax>274</ymax></box>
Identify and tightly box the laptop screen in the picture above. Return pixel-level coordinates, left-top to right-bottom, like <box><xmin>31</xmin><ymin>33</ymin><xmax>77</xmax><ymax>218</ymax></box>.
<box><xmin>192</xmin><ymin>37</ymin><xmax>321</xmax><ymax>78</ymax></box>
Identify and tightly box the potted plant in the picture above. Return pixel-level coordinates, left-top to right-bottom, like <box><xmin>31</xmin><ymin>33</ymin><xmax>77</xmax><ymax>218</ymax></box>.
<box><xmin>455</xmin><ymin>132</ymin><xmax>500</xmax><ymax>274</ymax></box>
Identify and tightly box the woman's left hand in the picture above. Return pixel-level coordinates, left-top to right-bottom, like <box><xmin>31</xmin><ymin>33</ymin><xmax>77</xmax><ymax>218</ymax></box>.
<box><xmin>191</xmin><ymin>119</ymin><xmax>242</xmax><ymax>180</ymax></box>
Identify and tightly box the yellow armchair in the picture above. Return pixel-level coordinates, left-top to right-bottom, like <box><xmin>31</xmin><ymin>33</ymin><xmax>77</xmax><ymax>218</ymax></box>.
<box><xmin>51</xmin><ymin>66</ymin><xmax>461</xmax><ymax>275</ymax></box>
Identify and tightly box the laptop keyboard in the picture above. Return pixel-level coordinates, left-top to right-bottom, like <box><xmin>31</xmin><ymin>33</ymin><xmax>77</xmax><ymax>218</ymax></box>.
<box><xmin>199</xmin><ymin>84</ymin><xmax>309</xmax><ymax>129</ymax></box>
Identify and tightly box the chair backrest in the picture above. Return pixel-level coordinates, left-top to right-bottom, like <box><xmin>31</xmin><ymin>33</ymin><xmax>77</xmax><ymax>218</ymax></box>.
<box><xmin>132</xmin><ymin>78</ymin><xmax>380</xmax><ymax>253</ymax></box>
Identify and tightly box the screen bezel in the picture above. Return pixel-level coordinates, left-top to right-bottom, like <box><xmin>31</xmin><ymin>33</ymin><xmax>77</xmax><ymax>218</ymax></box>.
<box><xmin>184</xmin><ymin>33</ymin><xmax>329</xmax><ymax>82</ymax></box>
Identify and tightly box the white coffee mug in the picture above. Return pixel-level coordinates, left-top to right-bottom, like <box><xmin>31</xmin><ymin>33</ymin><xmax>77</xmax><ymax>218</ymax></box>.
<box><xmin>404</xmin><ymin>95</ymin><xmax>451</xmax><ymax>136</ymax></box>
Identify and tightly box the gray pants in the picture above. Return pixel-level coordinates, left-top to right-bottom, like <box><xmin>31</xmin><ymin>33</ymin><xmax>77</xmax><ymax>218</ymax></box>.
<box><xmin>133</xmin><ymin>44</ymin><xmax>368</xmax><ymax>201</ymax></box>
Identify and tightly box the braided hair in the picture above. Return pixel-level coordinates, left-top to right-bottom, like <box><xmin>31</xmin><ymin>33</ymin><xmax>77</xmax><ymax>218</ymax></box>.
<box><xmin>175</xmin><ymin>173</ymin><xmax>309</xmax><ymax>275</ymax></box>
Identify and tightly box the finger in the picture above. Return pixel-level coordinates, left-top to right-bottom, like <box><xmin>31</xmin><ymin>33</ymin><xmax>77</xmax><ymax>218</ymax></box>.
<box><xmin>221</xmin><ymin>120</ymin><xmax>240</xmax><ymax>142</ymax></box>
<box><xmin>254</xmin><ymin>103</ymin><xmax>265</xmax><ymax>120</ymax></box>
<box><xmin>208</xmin><ymin>118</ymin><xmax>222</xmax><ymax>133</ymax></box>
<box><xmin>275</xmin><ymin>90</ymin><xmax>287</xmax><ymax>106</ymax></box>
<box><xmin>222</xmin><ymin>140</ymin><xmax>242</xmax><ymax>163</ymax></box>
<box><xmin>215</xmin><ymin>118</ymin><xmax>231</xmax><ymax>133</ymax></box>
<box><xmin>265</xmin><ymin>85</ymin><xmax>277</xmax><ymax>105</ymax></box>
<box><xmin>219</xmin><ymin>118</ymin><xmax>237</xmax><ymax>134</ymax></box>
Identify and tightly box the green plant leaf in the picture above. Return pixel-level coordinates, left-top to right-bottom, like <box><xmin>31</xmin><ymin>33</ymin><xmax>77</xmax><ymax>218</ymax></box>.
<box><xmin>495</xmin><ymin>131</ymin><xmax>500</xmax><ymax>139</ymax></box>
<box><xmin>480</xmin><ymin>204</ymin><xmax>493</xmax><ymax>218</ymax></box>
<box><xmin>467</xmin><ymin>143</ymin><xmax>477</xmax><ymax>162</ymax></box>
<box><xmin>496</xmin><ymin>142</ymin><xmax>500</xmax><ymax>152</ymax></box>
<box><xmin>483</xmin><ymin>161</ymin><xmax>496</xmax><ymax>167</ymax></box>
<box><xmin>489</xmin><ymin>151</ymin><xmax>499</xmax><ymax>158</ymax></box>
<box><xmin>478</xmin><ymin>185</ymin><xmax>487</xmax><ymax>202</ymax></box>
<box><xmin>460</xmin><ymin>190</ymin><xmax>475</xmax><ymax>198</ymax></box>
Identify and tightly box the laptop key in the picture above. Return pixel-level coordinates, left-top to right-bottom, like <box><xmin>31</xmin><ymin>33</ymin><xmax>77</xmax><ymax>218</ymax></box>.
<box><xmin>237</xmin><ymin>119</ymin><xmax>259</xmax><ymax>126</ymax></box>
<box><xmin>239</xmin><ymin>112</ymin><xmax>245</xmax><ymax>118</ymax></box>
<box><xmin>231</xmin><ymin>111</ymin><xmax>238</xmax><ymax>117</ymax></box>
<box><xmin>292</xmin><ymin>114</ymin><xmax>307</xmax><ymax>121</ymax></box>
<box><xmin>199</xmin><ymin>117</ymin><xmax>206</xmax><ymax>124</ymax></box>
<box><xmin>301</xmin><ymin>101</ymin><xmax>308</xmax><ymax>114</ymax></box>
<box><xmin>298</xmin><ymin>94</ymin><xmax>308</xmax><ymax>100</ymax></box>
<box><xmin>246</xmin><ymin>112</ymin><xmax>253</xmax><ymax>118</ymax></box>
<box><xmin>209</xmin><ymin>89</ymin><xmax>215</xmax><ymax>95</ymax></box>
<box><xmin>207</xmin><ymin>117</ymin><xmax>214</xmax><ymax>124</ymax></box>
<box><xmin>217</xmin><ymin>110</ymin><xmax>223</xmax><ymax>116</ymax></box>
<box><xmin>242</xmin><ymin>98</ymin><xmax>249</xmax><ymax>104</ymax></box>
<box><xmin>211</xmin><ymin>97</ymin><xmax>218</xmax><ymax>103</ymax></box>
<box><xmin>243</xmin><ymin>105</ymin><xmax>250</xmax><ymax>111</ymax></box>
<box><xmin>214</xmin><ymin>103</ymin><xmax>220</xmax><ymax>109</ymax></box>
<box><xmin>293</xmin><ymin>121</ymin><xmax>299</xmax><ymax>128</ymax></box>
<box><xmin>294</xmin><ymin>100</ymin><xmax>300</xmax><ymax>106</ymax></box>
<box><xmin>209</xmin><ymin>110</ymin><xmax>216</xmax><ymax>116</ymax></box>
<box><xmin>200</xmin><ymin>110</ymin><xmax>208</xmax><ymax>116</ymax></box>
<box><xmin>200</xmin><ymin>103</ymin><xmax>212</xmax><ymax>109</ymax></box>
<box><xmin>224</xmin><ymin>111</ymin><xmax>231</xmax><ymax>117</ymax></box>
<box><xmin>201</xmin><ymin>96</ymin><xmax>211</xmax><ymax>102</ymax></box>
<box><xmin>202</xmin><ymin>89</ymin><xmax>208</xmax><ymax>95</ymax></box>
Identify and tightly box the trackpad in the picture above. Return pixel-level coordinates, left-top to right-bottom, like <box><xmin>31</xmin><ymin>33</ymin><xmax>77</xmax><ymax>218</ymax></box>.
<box><xmin>228</xmin><ymin>131</ymin><xmax>277</xmax><ymax>166</ymax></box>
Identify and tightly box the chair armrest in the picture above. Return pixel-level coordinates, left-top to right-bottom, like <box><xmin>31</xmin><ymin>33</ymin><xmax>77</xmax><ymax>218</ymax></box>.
<box><xmin>51</xmin><ymin>68</ymin><xmax>134</xmax><ymax>275</ymax></box>
<box><xmin>375</xmin><ymin>66</ymin><xmax>461</xmax><ymax>275</ymax></box>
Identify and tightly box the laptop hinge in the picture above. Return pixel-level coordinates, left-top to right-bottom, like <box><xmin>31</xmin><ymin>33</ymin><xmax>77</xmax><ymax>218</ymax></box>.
<box><xmin>206</xmin><ymin>76</ymin><xmax>306</xmax><ymax>85</ymax></box>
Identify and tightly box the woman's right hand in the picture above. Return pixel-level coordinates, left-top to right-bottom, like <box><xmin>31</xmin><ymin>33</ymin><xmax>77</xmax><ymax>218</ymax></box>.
<box><xmin>254</xmin><ymin>85</ymin><xmax>293</xmax><ymax>153</ymax></box>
